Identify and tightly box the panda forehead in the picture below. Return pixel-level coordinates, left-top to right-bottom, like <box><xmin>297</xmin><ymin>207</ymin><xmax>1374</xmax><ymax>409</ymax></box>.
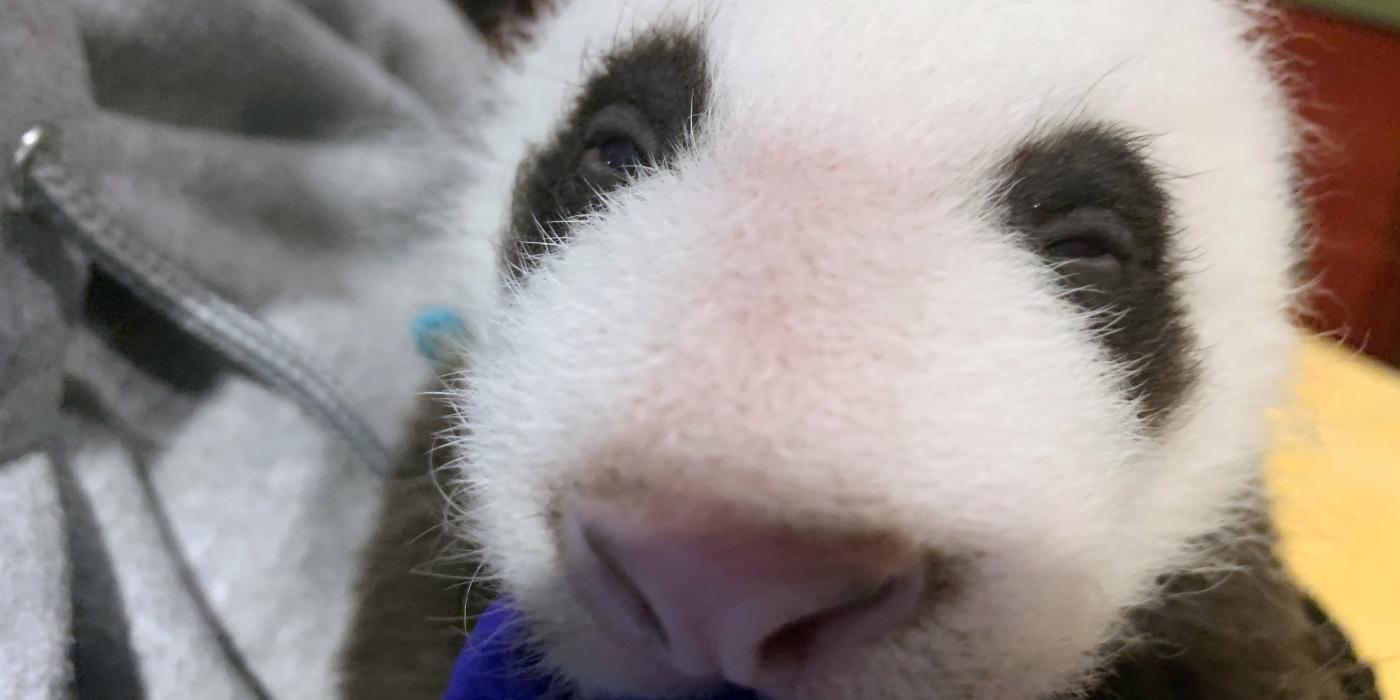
<box><xmin>695</xmin><ymin>1</ymin><xmax>1257</xmax><ymax>155</ymax></box>
<box><xmin>535</xmin><ymin>0</ymin><xmax>1249</xmax><ymax>163</ymax></box>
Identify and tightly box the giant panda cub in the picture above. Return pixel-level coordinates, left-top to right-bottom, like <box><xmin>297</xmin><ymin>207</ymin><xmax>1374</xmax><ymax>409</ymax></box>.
<box><xmin>340</xmin><ymin>2</ymin><xmax>1382</xmax><ymax>699</ymax></box>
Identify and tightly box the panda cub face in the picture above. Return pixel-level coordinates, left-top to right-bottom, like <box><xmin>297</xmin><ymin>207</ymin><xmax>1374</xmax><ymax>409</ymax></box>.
<box><xmin>454</xmin><ymin>1</ymin><xmax>1302</xmax><ymax>698</ymax></box>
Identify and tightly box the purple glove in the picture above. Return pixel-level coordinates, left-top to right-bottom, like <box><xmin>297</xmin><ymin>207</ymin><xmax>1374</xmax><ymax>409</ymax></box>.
<box><xmin>442</xmin><ymin>601</ymin><xmax>761</xmax><ymax>700</ymax></box>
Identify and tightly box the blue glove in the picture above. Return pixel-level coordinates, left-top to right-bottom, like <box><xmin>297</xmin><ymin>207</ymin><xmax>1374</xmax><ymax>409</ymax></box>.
<box><xmin>442</xmin><ymin>601</ymin><xmax>761</xmax><ymax>700</ymax></box>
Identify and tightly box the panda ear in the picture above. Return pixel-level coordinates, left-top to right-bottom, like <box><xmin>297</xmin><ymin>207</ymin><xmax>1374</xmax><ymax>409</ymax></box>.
<box><xmin>452</xmin><ymin>0</ymin><xmax>557</xmax><ymax>54</ymax></box>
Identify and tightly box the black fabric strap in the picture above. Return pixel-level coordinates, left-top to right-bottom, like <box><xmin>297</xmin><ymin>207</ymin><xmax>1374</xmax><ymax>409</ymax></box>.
<box><xmin>51</xmin><ymin>444</ymin><xmax>148</xmax><ymax>700</ymax></box>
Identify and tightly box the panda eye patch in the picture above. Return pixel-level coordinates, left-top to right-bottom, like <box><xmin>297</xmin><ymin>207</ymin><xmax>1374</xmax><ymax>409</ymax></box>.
<box><xmin>1004</xmin><ymin>127</ymin><xmax>1170</xmax><ymax>291</ymax></box>
<box><xmin>504</xmin><ymin>31</ymin><xmax>706</xmax><ymax>279</ymax></box>
<box><xmin>1001</xmin><ymin>124</ymin><xmax>1194</xmax><ymax>425</ymax></box>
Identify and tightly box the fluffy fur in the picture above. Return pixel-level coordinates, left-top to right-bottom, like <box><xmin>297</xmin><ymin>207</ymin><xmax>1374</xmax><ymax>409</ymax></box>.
<box><xmin>429</xmin><ymin>2</ymin><xmax>1328</xmax><ymax>698</ymax></box>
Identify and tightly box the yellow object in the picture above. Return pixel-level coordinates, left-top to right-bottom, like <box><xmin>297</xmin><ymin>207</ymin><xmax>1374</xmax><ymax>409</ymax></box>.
<box><xmin>1270</xmin><ymin>336</ymin><xmax>1400</xmax><ymax>696</ymax></box>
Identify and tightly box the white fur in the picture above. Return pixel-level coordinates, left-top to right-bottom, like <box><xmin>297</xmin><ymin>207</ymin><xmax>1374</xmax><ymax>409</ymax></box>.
<box><xmin>452</xmin><ymin>2</ymin><xmax>1303</xmax><ymax>698</ymax></box>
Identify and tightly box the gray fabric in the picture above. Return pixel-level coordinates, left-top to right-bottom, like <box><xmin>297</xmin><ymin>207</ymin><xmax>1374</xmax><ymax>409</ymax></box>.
<box><xmin>0</xmin><ymin>0</ymin><xmax>93</xmax><ymax>461</ymax></box>
<box><xmin>0</xmin><ymin>453</ymin><xmax>73</xmax><ymax>700</ymax></box>
<box><xmin>22</xmin><ymin>140</ymin><xmax>393</xmax><ymax>475</ymax></box>
<box><xmin>1</xmin><ymin>4</ymin><xmax>95</xmax><ymax>698</ymax></box>
<box><xmin>0</xmin><ymin>0</ymin><xmax>497</xmax><ymax>697</ymax></box>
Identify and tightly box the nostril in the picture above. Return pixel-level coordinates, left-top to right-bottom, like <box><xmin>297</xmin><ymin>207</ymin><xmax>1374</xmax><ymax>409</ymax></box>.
<box><xmin>757</xmin><ymin>576</ymin><xmax>910</xmax><ymax>669</ymax></box>
<box><xmin>580</xmin><ymin>524</ymin><xmax>669</xmax><ymax>646</ymax></box>
<box><xmin>757</xmin><ymin>569</ymin><xmax>925</xmax><ymax>675</ymax></box>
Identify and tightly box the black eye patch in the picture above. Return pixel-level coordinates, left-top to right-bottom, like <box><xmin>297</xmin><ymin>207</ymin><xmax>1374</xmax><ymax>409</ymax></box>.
<box><xmin>1003</xmin><ymin>125</ymin><xmax>1198</xmax><ymax>427</ymax></box>
<box><xmin>503</xmin><ymin>29</ymin><xmax>708</xmax><ymax>279</ymax></box>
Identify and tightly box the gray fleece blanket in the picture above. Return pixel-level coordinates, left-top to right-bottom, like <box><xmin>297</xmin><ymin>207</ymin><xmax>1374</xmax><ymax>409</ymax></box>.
<box><xmin>0</xmin><ymin>1</ymin><xmax>499</xmax><ymax>697</ymax></box>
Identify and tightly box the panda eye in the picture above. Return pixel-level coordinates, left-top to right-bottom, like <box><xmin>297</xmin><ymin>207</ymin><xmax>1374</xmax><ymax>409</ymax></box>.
<box><xmin>1045</xmin><ymin>234</ymin><xmax>1113</xmax><ymax>261</ymax></box>
<box><xmin>591</xmin><ymin>136</ymin><xmax>643</xmax><ymax>174</ymax></box>
<box><xmin>581</xmin><ymin>103</ymin><xmax>658</xmax><ymax>183</ymax></box>
<box><xmin>1035</xmin><ymin>211</ymin><xmax>1134</xmax><ymax>287</ymax></box>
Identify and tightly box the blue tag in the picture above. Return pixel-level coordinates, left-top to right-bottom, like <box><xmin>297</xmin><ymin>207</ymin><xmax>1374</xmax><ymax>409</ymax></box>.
<box><xmin>442</xmin><ymin>601</ymin><xmax>762</xmax><ymax>700</ymax></box>
<box><xmin>412</xmin><ymin>306</ymin><xmax>468</xmax><ymax>365</ymax></box>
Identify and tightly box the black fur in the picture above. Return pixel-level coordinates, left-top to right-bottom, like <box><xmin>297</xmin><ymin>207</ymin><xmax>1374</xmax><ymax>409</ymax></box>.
<box><xmin>338</xmin><ymin>387</ymin><xmax>493</xmax><ymax>700</ymax></box>
<box><xmin>504</xmin><ymin>29</ymin><xmax>709</xmax><ymax>279</ymax></box>
<box><xmin>1081</xmin><ymin>527</ymin><xmax>1381</xmax><ymax>700</ymax></box>
<box><xmin>1004</xmin><ymin>125</ymin><xmax>1199</xmax><ymax>427</ymax></box>
<box><xmin>450</xmin><ymin>0</ymin><xmax>551</xmax><ymax>52</ymax></box>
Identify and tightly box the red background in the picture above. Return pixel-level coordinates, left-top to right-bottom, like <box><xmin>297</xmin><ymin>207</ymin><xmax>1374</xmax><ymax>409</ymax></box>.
<box><xmin>1276</xmin><ymin>9</ymin><xmax>1400</xmax><ymax>367</ymax></box>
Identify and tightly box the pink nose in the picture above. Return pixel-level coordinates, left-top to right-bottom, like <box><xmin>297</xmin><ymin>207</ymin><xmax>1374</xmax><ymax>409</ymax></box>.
<box><xmin>561</xmin><ymin>498</ymin><xmax>928</xmax><ymax>694</ymax></box>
